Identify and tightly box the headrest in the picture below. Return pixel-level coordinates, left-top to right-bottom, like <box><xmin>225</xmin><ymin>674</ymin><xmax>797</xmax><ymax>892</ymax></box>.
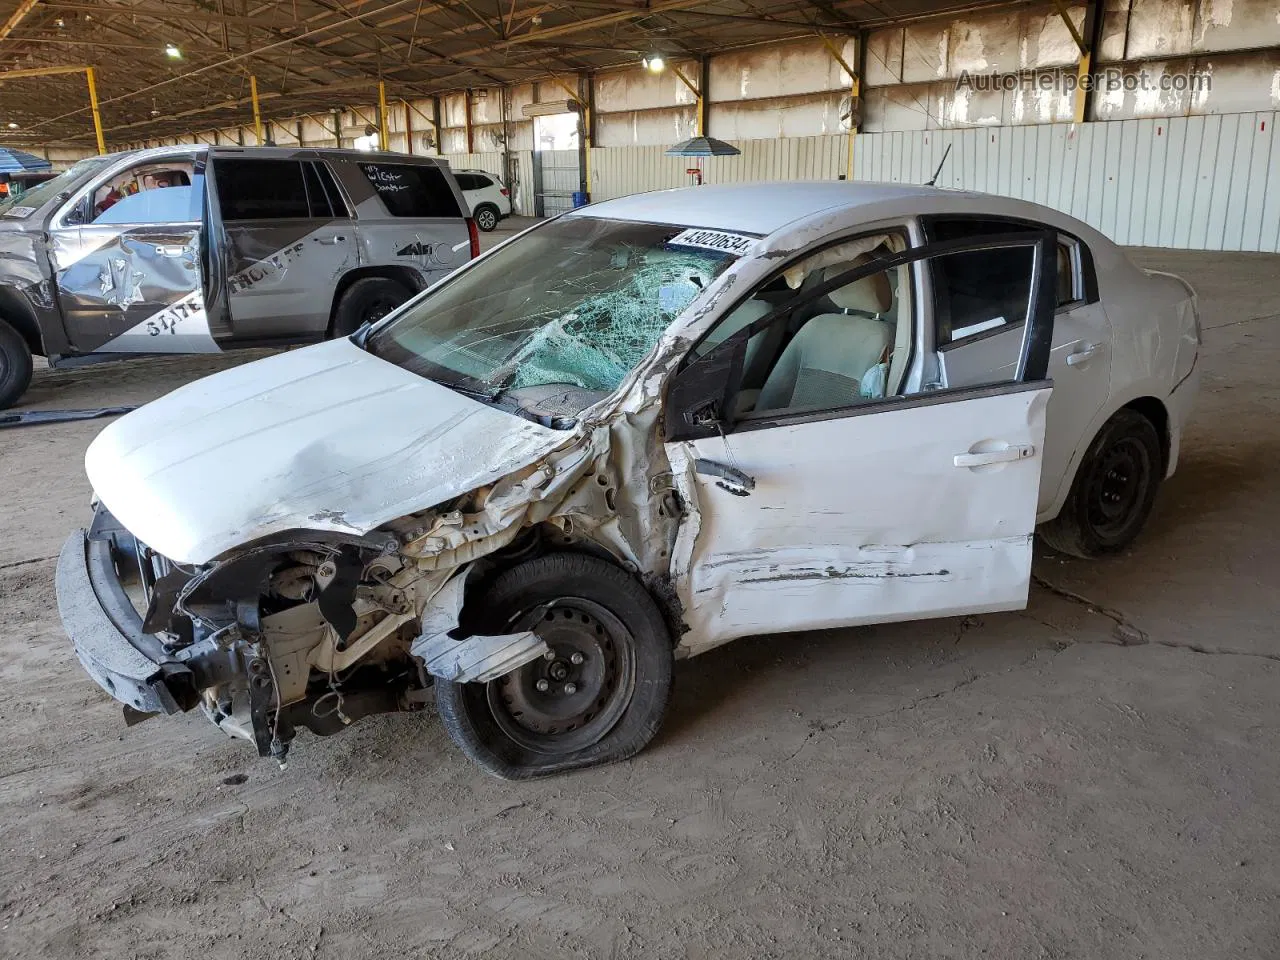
<box><xmin>823</xmin><ymin>255</ymin><xmax>891</xmax><ymax>314</ymax></box>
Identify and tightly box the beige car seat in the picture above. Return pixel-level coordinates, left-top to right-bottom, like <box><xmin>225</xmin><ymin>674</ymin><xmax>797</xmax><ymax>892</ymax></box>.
<box><xmin>756</xmin><ymin>262</ymin><xmax>893</xmax><ymax>412</ymax></box>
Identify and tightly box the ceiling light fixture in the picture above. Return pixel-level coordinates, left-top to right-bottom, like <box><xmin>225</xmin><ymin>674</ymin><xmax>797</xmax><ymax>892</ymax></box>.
<box><xmin>641</xmin><ymin>55</ymin><xmax>665</xmax><ymax>73</ymax></box>
<box><xmin>6</xmin><ymin>122</ymin><xmax>17</xmax><ymax>129</ymax></box>
<box><xmin>164</xmin><ymin>43</ymin><xmax>182</xmax><ymax>59</ymax></box>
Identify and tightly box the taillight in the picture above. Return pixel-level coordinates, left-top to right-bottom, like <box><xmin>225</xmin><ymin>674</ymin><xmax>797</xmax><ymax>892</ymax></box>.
<box><xmin>467</xmin><ymin>217</ymin><xmax>480</xmax><ymax>258</ymax></box>
<box><xmin>500</xmin><ymin>187</ymin><xmax>509</xmax><ymax>196</ymax></box>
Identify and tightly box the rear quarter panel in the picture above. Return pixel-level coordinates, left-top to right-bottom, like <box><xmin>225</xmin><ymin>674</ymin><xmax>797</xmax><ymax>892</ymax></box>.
<box><xmin>329</xmin><ymin>159</ymin><xmax>471</xmax><ymax>288</ymax></box>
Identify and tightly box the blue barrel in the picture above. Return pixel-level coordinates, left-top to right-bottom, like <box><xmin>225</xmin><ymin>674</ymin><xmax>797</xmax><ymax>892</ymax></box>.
<box><xmin>571</xmin><ymin>190</ymin><xmax>590</xmax><ymax>207</ymax></box>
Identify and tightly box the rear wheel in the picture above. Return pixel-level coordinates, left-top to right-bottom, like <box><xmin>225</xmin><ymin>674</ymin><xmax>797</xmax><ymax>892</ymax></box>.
<box><xmin>331</xmin><ymin>277</ymin><xmax>412</xmax><ymax>337</ymax></box>
<box><xmin>1040</xmin><ymin>408</ymin><xmax>1163</xmax><ymax>559</ymax></box>
<box><xmin>0</xmin><ymin>318</ymin><xmax>33</xmax><ymax>411</ymax></box>
<box><xmin>474</xmin><ymin>204</ymin><xmax>499</xmax><ymax>232</ymax></box>
<box><xmin>436</xmin><ymin>553</ymin><xmax>673</xmax><ymax>779</ymax></box>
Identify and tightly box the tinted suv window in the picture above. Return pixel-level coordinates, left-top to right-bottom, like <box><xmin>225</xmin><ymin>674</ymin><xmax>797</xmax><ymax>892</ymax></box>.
<box><xmin>455</xmin><ymin>173</ymin><xmax>493</xmax><ymax>191</ymax></box>
<box><xmin>302</xmin><ymin>160</ymin><xmax>349</xmax><ymax>218</ymax></box>
<box><xmin>358</xmin><ymin>163</ymin><xmax>461</xmax><ymax>218</ymax></box>
<box><xmin>215</xmin><ymin>158</ymin><xmax>309</xmax><ymax>220</ymax></box>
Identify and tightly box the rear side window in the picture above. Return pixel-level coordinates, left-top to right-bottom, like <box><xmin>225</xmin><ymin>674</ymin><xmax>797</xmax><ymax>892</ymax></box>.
<box><xmin>302</xmin><ymin>160</ymin><xmax>348</xmax><ymax>218</ymax></box>
<box><xmin>931</xmin><ymin>247</ymin><xmax>1035</xmax><ymax>345</ymax></box>
<box><xmin>358</xmin><ymin>163</ymin><xmax>461</xmax><ymax>218</ymax></box>
<box><xmin>215</xmin><ymin>158</ymin><xmax>309</xmax><ymax>220</ymax></box>
<box><xmin>454</xmin><ymin>173</ymin><xmax>491</xmax><ymax>191</ymax></box>
<box><xmin>924</xmin><ymin>215</ymin><xmax>1092</xmax><ymax>309</ymax></box>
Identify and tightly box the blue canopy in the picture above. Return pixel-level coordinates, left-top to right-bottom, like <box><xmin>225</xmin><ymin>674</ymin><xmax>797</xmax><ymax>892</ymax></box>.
<box><xmin>0</xmin><ymin>147</ymin><xmax>52</xmax><ymax>174</ymax></box>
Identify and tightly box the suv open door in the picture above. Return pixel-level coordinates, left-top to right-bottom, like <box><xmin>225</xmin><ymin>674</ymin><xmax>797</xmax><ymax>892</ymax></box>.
<box><xmin>49</xmin><ymin>150</ymin><xmax>218</xmax><ymax>354</ymax></box>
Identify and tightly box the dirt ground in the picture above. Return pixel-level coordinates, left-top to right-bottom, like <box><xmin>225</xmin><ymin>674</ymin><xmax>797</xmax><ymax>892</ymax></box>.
<box><xmin>2</xmin><ymin>237</ymin><xmax>1278</xmax><ymax>959</ymax></box>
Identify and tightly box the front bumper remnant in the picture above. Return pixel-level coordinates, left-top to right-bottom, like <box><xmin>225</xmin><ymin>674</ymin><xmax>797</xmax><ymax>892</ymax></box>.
<box><xmin>56</xmin><ymin>529</ymin><xmax>194</xmax><ymax>717</ymax></box>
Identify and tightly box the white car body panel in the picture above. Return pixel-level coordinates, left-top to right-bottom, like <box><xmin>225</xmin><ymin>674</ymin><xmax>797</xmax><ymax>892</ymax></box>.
<box><xmin>83</xmin><ymin>181</ymin><xmax>1198</xmax><ymax>653</ymax></box>
<box><xmin>84</xmin><ymin>336</ymin><xmax>565</xmax><ymax>565</ymax></box>
<box><xmin>669</xmin><ymin>385</ymin><xmax>1050</xmax><ymax>654</ymax></box>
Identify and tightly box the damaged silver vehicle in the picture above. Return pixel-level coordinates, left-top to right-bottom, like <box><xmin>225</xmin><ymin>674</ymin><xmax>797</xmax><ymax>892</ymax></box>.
<box><xmin>58</xmin><ymin>181</ymin><xmax>1199</xmax><ymax>778</ymax></box>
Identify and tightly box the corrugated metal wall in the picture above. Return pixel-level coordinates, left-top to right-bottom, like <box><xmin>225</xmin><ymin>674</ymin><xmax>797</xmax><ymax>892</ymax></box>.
<box><xmin>851</xmin><ymin>111</ymin><xmax>1280</xmax><ymax>252</ymax></box>
<box><xmin>590</xmin><ymin>135</ymin><xmax>849</xmax><ymax>199</ymax></box>
<box><xmin>585</xmin><ymin>112</ymin><xmax>1280</xmax><ymax>253</ymax></box>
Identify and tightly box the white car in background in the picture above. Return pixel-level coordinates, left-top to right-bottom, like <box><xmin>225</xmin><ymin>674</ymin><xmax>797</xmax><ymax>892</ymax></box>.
<box><xmin>453</xmin><ymin>168</ymin><xmax>511</xmax><ymax>231</ymax></box>
<box><xmin>58</xmin><ymin>182</ymin><xmax>1199</xmax><ymax>779</ymax></box>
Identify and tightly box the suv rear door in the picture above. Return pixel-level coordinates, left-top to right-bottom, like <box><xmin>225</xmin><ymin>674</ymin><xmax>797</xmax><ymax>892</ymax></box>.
<box><xmin>208</xmin><ymin>152</ymin><xmax>357</xmax><ymax>340</ymax></box>
<box><xmin>50</xmin><ymin>150</ymin><xmax>216</xmax><ymax>354</ymax></box>
<box><xmin>331</xmin><ymin>158</ymin><xmax>472</xmax><ymax>287</ymax></box>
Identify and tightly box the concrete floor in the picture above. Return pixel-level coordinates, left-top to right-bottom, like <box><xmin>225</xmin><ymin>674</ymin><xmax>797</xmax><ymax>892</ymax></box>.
<box><xmin>1</xmin><ymin>244</ymin><xmax>1277</xmax><ymax>959</ymax></box>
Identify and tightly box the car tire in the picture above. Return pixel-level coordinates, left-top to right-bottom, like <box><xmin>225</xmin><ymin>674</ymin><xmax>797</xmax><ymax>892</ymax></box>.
<box><xmin>331</xmin><ymin>277</ymin><xmax>412</xmax><ymax>337</ymax></box>
<box><xmin>0</xmin><ymin>317</ymin><xmax>33</xmax><ymax>411</ymax></box>
<box><xmin>436</xmin><ymin>553</ymin><xmax>674</xmax><ymax>780</ymax></box>
<box><xmin>474</xmin><ymin>204</ymin><xmax>500</xmax><ymax>232</ymax></box>
<box><xmin>1039</xmin><ymin>408</ymin><xmax>1164</xmax><ymax>559</ymax></box>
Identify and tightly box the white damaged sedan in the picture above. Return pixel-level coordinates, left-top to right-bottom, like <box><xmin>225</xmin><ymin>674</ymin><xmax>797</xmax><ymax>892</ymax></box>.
<box><xmin>57</xmin><ymin>181</ymin><xmax>1200</xmax><ymax>778</ymax></box>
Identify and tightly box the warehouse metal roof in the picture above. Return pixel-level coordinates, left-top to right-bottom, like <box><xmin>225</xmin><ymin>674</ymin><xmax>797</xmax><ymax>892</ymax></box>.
<box><xmin>0</xmin><ymin>0</ymin><xmax>1036</xmax><ymax>145</ymax></box>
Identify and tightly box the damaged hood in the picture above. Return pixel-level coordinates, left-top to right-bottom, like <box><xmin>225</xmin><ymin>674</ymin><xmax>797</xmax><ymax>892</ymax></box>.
<box><xmin>85</xmin><ymin>337</ymin><xmax>567</xmax><ymax>564</ymax></box>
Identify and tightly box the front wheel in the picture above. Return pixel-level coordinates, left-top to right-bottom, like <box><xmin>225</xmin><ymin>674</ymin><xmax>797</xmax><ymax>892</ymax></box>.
<box><xmin>1040</xmin><ymin>408</ymin><xmax>1164</xmax><ymax>559</ymax></box>
<box><xmin>0</xmin><ymin>318</ymin><xmax>33</xmax><ymax>411</ymax></box>
<box><xmin>436</xmin><ymin>553</ymin><xmax>673</xmax><ymax>779</ymax></box>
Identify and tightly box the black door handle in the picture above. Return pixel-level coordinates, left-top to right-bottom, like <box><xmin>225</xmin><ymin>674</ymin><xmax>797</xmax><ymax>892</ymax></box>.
<box><xmin>695</xmin><ymin>458</ymin><xmax>756</xmax><ymax>496</ymax></box>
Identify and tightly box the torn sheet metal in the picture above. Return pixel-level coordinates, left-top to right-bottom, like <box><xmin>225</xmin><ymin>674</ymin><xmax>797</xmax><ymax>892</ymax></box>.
<box><xmin>410</xmin><ymin>572</ymin><xmax>549</xmax><ymax>683</ymax></box>
<box><xmin>418</xmin><ymin>630</ymin><xmax>549</xmax><ymax>684</ymax></box>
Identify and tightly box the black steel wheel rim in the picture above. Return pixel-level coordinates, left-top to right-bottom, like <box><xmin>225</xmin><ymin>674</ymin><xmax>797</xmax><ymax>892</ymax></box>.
<box><xmin>362</xmin><ymin>295</ymin><xmax>399</xmax><ymax>325</ymax></box>
<box><xmin>1085</xmin><ymin>437</ymin><xmax>1151</xmax><ymax>539</ymax></box>
<box><xmin>487</xmin><ymin>598</ymin><xmax>636</xmax><ymax>755</ymax></box>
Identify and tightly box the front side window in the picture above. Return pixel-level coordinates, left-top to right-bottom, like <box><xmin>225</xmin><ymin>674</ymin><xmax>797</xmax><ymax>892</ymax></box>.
<box><xmin>358</xmin><ymin>162</ymin><xmax>462</xmax><ymax>218</ymax></box>
<box><xmin>367</xmin><ymin>217</ymin><xmax>744</xmax><ymax>413</ymax></box>
<box><xmin>0</xmin><ymin>155</ymin><xmax>112</xmax><ymax>218</ymax></box>
<box><xmin>79</xmin><ymin>159</ymin><xmax>197</xmax><ymax>225</ymax></box>
<box><xmin>697</xmin><ymin>232</ymin><xmax>916</xmax><ymax>418</ymax></box>
<box><xmin>215</xmin><ymin>158</ymin><xmax>309</xmax><ymax>221</ymax></box>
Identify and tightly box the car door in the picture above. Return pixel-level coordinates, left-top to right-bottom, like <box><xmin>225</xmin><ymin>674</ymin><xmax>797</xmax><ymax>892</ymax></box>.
<box><xmin>50</xmin><ymin>151</ymin><xmax>217</xmax><ymax>354</ymax></box>
<box><xmin>923</xmin><ymin>218</ymin><xmax>1112</xmax><ymax>516</ymax></box>
<box><xmin>208</xmin><ymin>153</ymin><xmax>357</xmax><ymax>339</ymax></box>
<box><xmin>664</xmin><ymin>232</ymin><xmax>1057</xmax><ymax>651</ymax></box>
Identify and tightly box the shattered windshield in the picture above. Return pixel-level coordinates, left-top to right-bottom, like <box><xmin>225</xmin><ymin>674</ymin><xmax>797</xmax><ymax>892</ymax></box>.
<box><xmin>366</xmin><ymin>216</ymin><xmax>745</xmax><ymax>413</ymax></box>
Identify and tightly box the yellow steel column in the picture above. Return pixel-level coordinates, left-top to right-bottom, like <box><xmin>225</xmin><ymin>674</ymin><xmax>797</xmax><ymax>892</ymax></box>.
<box><xmin>1073</xmin><ymin>51</ymin><xmax>1092</xmax><ymax>124</ymax></box>
<box><xmin>249</xmin><ymin>75</ymin><xmax>264</xmax><ymax>144</ymax></box>
<box><xmin>84</xmin><ymin>67</ymin><xmax>106</xmax><ymax>154</ymax></box>
<box><xmin>378</xmin><ymin>80</ymin><xmax>390</xmax><ymax>151</ymax></box>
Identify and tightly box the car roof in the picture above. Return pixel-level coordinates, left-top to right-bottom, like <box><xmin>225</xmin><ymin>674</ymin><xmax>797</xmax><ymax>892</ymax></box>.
<box><xmin>570</xmin><ymin>181</ymin><xmax>975</xmax><ymax>235</ymax></box>
<box><xmin>108</xmin><ymin>144</ymin><xmax>446</xmax><ymax>165</ymax></box>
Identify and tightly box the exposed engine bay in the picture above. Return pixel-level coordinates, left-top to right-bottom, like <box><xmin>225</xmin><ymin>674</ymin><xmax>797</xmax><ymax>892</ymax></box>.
<box><xmin>92</xmin><ymin>409</ymin><xmax>685</xmax><ymax>769</ymax></box>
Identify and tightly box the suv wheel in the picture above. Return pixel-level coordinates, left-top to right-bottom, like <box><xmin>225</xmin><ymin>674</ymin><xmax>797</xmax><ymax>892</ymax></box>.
<box><xmin>0</xmin><ymin>318</ymin><xmax>33</xmax><ymax>410</ymax></box>
<box><xmin>331</xmin><ymin>278</ymin><xmax>412</xmax><ymax>337</ymax></box>
<box><xmin>474</xmin><ymin>205</ymin><xmax>499</xmax><ymax>232</ymax></box>
<box><xmin>435</xmin><ymin>553</ymin><xmax>674</xmax><ymax>779</ymax></box>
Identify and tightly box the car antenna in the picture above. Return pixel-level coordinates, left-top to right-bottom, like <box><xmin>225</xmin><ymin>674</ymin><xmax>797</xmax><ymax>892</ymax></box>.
<box><xmin>925</xmin><ymin>144</ymin><xmax>952</xmax><ymax>187</ymax></box>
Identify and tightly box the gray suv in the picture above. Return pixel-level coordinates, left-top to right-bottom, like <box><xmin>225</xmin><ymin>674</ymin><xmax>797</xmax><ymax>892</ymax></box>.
<box><xmin>0</xmin><ymin>146</ymin><xmax>476</xmax><ymax>408</ymax></box>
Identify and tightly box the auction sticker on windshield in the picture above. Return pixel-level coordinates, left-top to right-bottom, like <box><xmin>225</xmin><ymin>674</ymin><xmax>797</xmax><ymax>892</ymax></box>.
<box><xmin>668</xmin><ymin>228</ymin><xmax>758</xmax><ymax>256</ymax></box>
